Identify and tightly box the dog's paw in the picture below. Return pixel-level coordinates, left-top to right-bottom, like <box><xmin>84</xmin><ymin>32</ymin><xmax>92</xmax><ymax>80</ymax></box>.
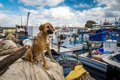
<box><xmin>43</xmin><ymin>64</ymin><xmax>49</xmax><ymax>70</ymax></box>
<box><xmin>51</xmin><ymin>59</ymin><xmax>57</xmax><ymax>63</ymax></box>
<box><xmin>22</xmin><ymin>56</ymin><xmax>27</xmax><ymax>61</ymax></box>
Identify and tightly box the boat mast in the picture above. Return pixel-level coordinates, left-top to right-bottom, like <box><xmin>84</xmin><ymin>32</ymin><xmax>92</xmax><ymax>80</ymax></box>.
<box><xmin>20</xmin><ymin>15</ymin><xmax>22</xmax><ymax>27</ymax></box>
<box><xmin>26</xmin><ymin>12</ymin><xmax>30</xmax><ymax>35</ymax></box>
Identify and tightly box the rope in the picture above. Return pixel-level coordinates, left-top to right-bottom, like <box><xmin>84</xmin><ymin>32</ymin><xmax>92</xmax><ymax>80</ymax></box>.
<box><xmin>40</xmin><ymin>66</ymin><xmax>56</xmax><ymax>80</ymax></box>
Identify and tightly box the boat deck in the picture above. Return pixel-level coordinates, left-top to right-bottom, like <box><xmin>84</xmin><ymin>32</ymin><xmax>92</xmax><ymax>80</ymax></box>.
<box><xmin>50</xmin><ymin>44</ymin><xmax>73</xmax><ymax>53</ymax></box>
<box><xmin>50</xmin><ymin>43</ymin><xmax>83</xmax><ymax>53</ymax></box>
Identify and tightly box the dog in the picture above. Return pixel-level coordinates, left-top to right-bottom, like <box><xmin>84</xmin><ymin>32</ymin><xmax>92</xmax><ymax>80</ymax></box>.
<box><xmin>22</xmin><ymin>22</ymin><xmax>56</xmax><ymax>69</ymax></box>
<box><xmin>5</xmin><ymin>33</ymin><xmax>20</xmax><ymax>43</ymax></box>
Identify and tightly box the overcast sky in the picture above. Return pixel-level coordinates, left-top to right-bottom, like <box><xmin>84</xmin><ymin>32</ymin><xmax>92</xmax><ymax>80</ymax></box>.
<box><xmin>0</xmin><ymin>0</ymin><xmax>120</xmax><ymax>27</ymax></box>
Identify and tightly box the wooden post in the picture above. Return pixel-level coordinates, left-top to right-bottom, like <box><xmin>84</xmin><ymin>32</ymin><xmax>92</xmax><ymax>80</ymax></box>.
<box><xmin>0</xmin><ymin>47</ymin><xmax>27</xmax><ymax>75</ymax></box>
<box><xmin>86</xmin><ymin>41</ymin><xmax>92</xmax><ymax>58</ymax></box>
<box><xmin>0</xmin><ymin>48</ymin><xmax>20</xmax><ymax>56</ymax></box>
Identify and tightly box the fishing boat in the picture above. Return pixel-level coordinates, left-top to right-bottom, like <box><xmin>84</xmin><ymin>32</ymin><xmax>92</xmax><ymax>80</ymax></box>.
<box><xmin>52</xmin><ymin>22</ymin><xmax>120</xmax><ymax>80</ymax></box>
<box><xmin>49</xmin><ymin>27</ymin><xmax>89</xmax><ymax>53</ymax></box>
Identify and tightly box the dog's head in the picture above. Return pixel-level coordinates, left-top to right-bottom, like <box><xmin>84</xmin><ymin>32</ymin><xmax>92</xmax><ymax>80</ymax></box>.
<box><xmin>39</xmin><ymin>22</ymin><xmax>55</xmax><ymax>34</ymax></box>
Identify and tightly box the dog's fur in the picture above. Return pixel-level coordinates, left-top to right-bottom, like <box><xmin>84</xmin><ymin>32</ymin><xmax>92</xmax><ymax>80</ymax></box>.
<box><xmin>5</xmin><ymin>33</ymin><xmax>20</xmax><ymax>42</ymax></box>
<box><xmin>22</xmin><ymin>22</ymin><xmax>56</xmax><ymax>69</ymax></box>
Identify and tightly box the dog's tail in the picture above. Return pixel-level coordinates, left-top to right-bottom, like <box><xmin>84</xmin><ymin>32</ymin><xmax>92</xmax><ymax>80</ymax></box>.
<box><xmin>22</xmin><ymin>46</ymin><xmax>31</xmax><ymax>61</ymax></box>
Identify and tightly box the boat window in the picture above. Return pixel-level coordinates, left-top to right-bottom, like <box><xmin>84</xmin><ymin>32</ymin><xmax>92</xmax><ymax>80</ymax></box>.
<box><xmin>117</xmin><ymin>40</ymin><xmax>120</xmax><ymax>47</ymax></box>
<box><xmin>105</xmin><ymin>42</ymin><xmax>111</xmax><ymax>48</ymax></box>
<box><xmin>21</xmin><ymin>26</ymin><xmax>23</xmax><ymax>28</ymax></box>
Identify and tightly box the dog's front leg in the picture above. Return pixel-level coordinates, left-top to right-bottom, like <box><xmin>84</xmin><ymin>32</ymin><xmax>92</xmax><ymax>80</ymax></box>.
<box><xmin>46</xmin><ymin>44</ymin><xmax>56</xmax><ymax>63</ymax></box>
<box><xmin>40</xmin><ymin>48</ymin><xmax>49</xmax><ymax>69</ymax></box>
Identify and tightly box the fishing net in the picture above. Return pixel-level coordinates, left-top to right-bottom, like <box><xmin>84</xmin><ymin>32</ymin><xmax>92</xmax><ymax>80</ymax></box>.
<box><xmin>0</xmin><ymin>57</ymin><xmax>64</xmax><ymax>80</ymax></box>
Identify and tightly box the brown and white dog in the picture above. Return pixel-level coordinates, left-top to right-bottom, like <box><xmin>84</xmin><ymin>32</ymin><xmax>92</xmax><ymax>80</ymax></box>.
<box><xmin>22</xmin><ymin>22</ymin><xmax>56</xmax><ymax>69</ymax></box>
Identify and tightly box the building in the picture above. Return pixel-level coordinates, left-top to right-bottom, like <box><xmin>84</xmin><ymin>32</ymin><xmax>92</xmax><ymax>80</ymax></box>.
<box><xmin>0</xmin><ymin>27</ymin><xmax>3</xmax><ymax>33</ymax></box>
<box><xmin>0</xmin><ymin>27</ymin><xmax>16</xmax><ymax>34</ymax></box>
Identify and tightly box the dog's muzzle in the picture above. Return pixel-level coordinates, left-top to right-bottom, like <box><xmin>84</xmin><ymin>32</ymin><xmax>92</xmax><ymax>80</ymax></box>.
<box><xmin>47</xmin><ymin>30</ymin><xmax>53</xmax><ymax>34</ymax></box>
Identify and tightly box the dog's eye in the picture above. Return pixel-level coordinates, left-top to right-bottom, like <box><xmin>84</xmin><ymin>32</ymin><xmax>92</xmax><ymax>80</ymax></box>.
<box><xmin>47</xmin><ymin>26</ymin><xmax>49</xmax><ymax>28</ymax></box>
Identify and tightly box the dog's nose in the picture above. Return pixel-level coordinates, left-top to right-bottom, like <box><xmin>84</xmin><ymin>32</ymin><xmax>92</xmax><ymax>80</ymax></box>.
<box><xmin>47</xmin><ymin>30</ymin><xmax>53</xmax><ymax>34</ymax></box>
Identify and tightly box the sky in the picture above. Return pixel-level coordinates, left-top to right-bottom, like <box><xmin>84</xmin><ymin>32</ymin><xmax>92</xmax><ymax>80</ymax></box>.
<box><xmin>0</xmin><ymin>0</ymin><xmax>120</xmax><ymax>27</ymax></box>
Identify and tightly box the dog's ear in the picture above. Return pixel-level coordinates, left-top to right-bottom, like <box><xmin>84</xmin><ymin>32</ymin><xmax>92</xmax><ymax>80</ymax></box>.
<box><xmin>39</xmin><ymin>24</ymin><xmax>44</xmax><ymax>31</ymax></box>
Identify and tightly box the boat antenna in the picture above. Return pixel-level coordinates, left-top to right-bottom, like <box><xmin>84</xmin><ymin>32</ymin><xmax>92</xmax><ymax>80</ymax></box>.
<box><xmin>115</xmin><ymin>17</ymin><xmax>117</xmax><ymax>22</ymax></box>
<box><xmin>20</xmin><ymin>15</ymin><xmax>22</xmax><ymax>27</ymax></box>
<box><xmin>105</xmin><ymin>18</ymin><xmax>107</xmax><ymax>22</ymax></box>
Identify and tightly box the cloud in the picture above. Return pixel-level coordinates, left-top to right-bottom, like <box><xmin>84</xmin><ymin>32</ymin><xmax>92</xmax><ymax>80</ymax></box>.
<box><xmin>95</xmin><ymin>0</ymin><xmax>119</xmax><ymax>10</ymax></box>
<box><xmin>105</xmin><ymin>0</ymin><xmax>120</xmax><ymax>11</ymax></box>
<box><xmin>0</xmin><ymin>13</ymin><xmax>7</xmax><ymax>20</ymax></box>
<box><xmin>19</xmin><ymin>0</ymin><xmax>64</xmax><ymax>7</ymax></box>
<box><xmin>94</xmin><ymin>0</ymin><xmax>120</xmax><ymax>18</ymax></box>
<box><xmin>96</xmin><ymin>0</ymin><xmax>113</xmax><ymax>6</ymax></box>
<box><xmin>0</xmin><ymin>0</ymin><xmax>120</xmax><ymax>27</ymax></box>
<box><xmin>0</xmin><ymin>10</ymin><xmax>28</xmax><ymax>27</ymax></box>
<box><xmin>36</xmin><ymin>6</ymin><xmax>106</xmax><ymax>27</ymax></box>
<box><xmin>19</xmin><ymin>7</ymin><xmax>39</xmax><ymax>14</ymax></box>
<box><xmin>0</xmin><ymin>5</ymin><xmax>110</xmax><ymax>27</ymax></box>
<box><xmin>74</xmin><ymin>3</ymin><xmax>90</xmax><ymax>8</ymax></box>
<box><xmin>19</xmin><ymin>6</ymin><xmax>75</xmax><ymax>26</ymax></box>
<box><xmin>0</xmin><ymin>3</ymin><xmax>3</xmax><ymax>7</ymax></box>
<box><xmin>72</xmin><ymin>7</ymin><xmax>105</xmax><ymax>26</ymax></box>
<box><xmin>45</xmin><ymin>0</ymin><xmax>64</xmax><ymax>6</ymax></box>
<box><xmin>49</xmin><ymin>6</ymin><xmax>74</xmax><ymax>20</ymax></box>
<box><xmin>82</xmin><ymin>7</ymin><xmax>104</xmax><ymax>17</ymax></box>
<box><xmin>105</xmin><ymin>11</ymin><xmax>120</xmax><ymax>17</ymax></box>
<box><xmin>19</xmin><ymin>0</ymin><xmax>44</xmax><ymax>6</ymax></box>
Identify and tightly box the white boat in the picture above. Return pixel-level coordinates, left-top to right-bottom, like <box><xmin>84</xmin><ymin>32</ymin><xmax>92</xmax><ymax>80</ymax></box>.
<box><xmin>103</xmin><ymin>39</ymin><xmax>120</xmax><ymax>53</ymax></box>
<box><xmin>49</xmin><ymin>28</ymin><xmax>89</xmax><ymax>52</ymax></box>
